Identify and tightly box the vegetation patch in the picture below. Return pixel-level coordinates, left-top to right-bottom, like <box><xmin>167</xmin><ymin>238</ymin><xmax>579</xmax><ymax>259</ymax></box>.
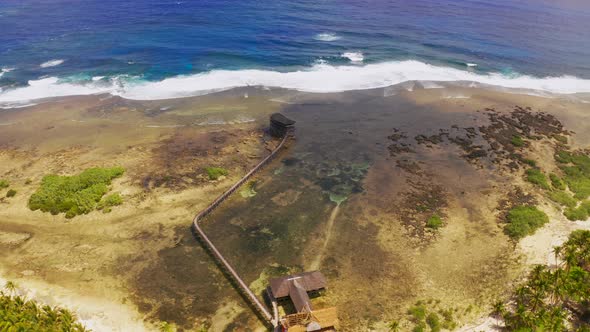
<box><xmin>204</xmin><ymin>167</ymin><xmax>228</xmax><ymax>180</ymax></box>
<box><xmin>239</xmin><ymin>180</ymin><xmax>257</xmax><ymax>198</ymax></box>
<box><xmin>425</xmin><ymin>214</ymin><xmax>443</xmax><ymax>230</ymax></box>
<box><xmin>399</xmin><ymin>301</ymin><xmax>458</xmax><ymax>332</ymax></box>
<box><xmin>564</xmin><ymin>206</ymin><xmax>588</xmax><ymax>221</ymax></box>
<box><xmin>0</xmin><ymin>179</ymin><xmax>8</xmax><ymax>189</ymax></box>
<box><xmin>1</xmin><ymin>281</ymin><xmax>88</xmax><ymax>331</ymax></box>
<box><xmin>555</xmin><ymin>150</ymin><xmax>590</xmax><ymax>199</ymax></box>
<box><xmin>510</xmin><ymin>135</ymin><xmax>525</xmax><ymax>147</ymax></box>
<box><xmin>97</xmin><ymin>193</ymin><xmax>123</xmax><ymax>213</ymax></box>
<box><xmin>504</xmin><ymin>206</ymin><xmax>549</xmax><ymax>239</ymax></box>
<box><xmin>522</xmin><ymin>158</ymin><xmax>537</xmax><ymax>167</ymax></box>
<box><xmin>28</xmin><ymin>167</ymin><xmax>125</xmax><ymax>218</ymax></box>
<box><xmin>5</xmin><ymin>189</ymin><xmax>16</xmax><ymax>198</ymax></box>
<box><xmin>494</xmin><ymin>230</ymin><xmax>590</xmax><ymax>331</ymax></box>
<box><xmin>549</xmin><ymin>173</ymin><xmax>566</xmax><ymax>190</ymax></box>
<box><xmin>525</xmin><ymin>168</ymin><xmax>550</xmax><ymax>190</ymax></box>
<box><xmin>547</xmin><ymin>191</ymin><xmax>577</xmax><ymax>208</ymax></box>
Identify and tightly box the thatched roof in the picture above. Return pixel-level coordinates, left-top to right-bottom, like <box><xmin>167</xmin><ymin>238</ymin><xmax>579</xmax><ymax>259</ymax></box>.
<box><xmin>270</xmin><ymin>113</ymin><xmax>296</xmax><ymax>127</ymax></box>
<box><xmin>269</xmin><ymin>271</ymin><xmax>326</xmax><ymax>299</ymax></box>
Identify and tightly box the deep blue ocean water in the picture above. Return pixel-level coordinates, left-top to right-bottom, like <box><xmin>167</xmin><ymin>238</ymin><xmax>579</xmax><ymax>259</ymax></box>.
<box><xmin>1</xmin><ymin>0</ymin><xmax>590</xmax><ymax>103</ymax></box>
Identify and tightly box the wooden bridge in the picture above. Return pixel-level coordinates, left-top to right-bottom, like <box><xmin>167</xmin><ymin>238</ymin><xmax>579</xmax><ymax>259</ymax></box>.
<box><xmin>191</xmin><ymin>132</ymin><xmax>290</xmax><ymax>329</ymax></box>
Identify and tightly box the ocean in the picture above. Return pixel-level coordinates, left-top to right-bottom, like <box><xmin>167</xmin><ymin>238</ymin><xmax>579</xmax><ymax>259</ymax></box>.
<box><xmin>1</xmin><ymin>0</ymin><xmax>590</xmax><ymax>105</ymax></box>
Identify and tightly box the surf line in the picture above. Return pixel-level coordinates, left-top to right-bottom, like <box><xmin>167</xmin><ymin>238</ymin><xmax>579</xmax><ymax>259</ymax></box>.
<box><xmin>191</xmin><ymin>116</ymin><xmax>293</xmax><ymax>328</ymax></box>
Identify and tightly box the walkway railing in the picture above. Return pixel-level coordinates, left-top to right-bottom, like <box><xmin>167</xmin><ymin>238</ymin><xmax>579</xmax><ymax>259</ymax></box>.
<box><xmin>191</xmin><ymin>133</ymin><xmax>290</xmax><ymax>327</ymax></box>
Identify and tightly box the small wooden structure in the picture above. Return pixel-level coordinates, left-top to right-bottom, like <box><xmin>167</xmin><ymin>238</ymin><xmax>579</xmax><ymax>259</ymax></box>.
<box><xmin>268</xmin><ymin>271</ymin><xmax>338</xmax><ymax>331</ymax></box>
<box><xmin>270</xmin><ymin>113</ymin><xmax>296</xmax><ymax>138</ymax></box>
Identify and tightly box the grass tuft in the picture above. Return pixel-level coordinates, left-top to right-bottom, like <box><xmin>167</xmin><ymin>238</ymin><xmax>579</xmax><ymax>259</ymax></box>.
<box><xmin>426</xmin><ymin>214</ymin><xmax>443</xmax><ymax>230</ymax></box>
<box><xmin>0</xmin><ymin>179</ymin><xmax>9</xmax><ymax>189</ymax></box>
<box><xmin>511</xmin><ymin>135</ymin><xmax>525</xmax><ymax>147</ymax></box>
<box><xmin>547</xmin><ymin>191</ymin><xmax>577</xmax><ymax>208</ymax></box>
<box><xmin>6</xmin><ymin>189</ymin><xmax>16</xmax><ymax>198</ymax></box>
<box><xmin>525</xmin><ymin>168</ymin><xmax>550</xmax><ymax>190</ymax></box>
<box><xmin>522</xmin><ymin>159</ymin><xmax>537</xmax><ymax>167</ymax></box>
<box><xmin>205</xmin><ymin>167</ymin><xmax>228</xmax><ymax>180</ymax></box>
<box><xmin>564</xmin><ymin>206</ymin><xmax>588</xmax><ymax>221</ymax></box>
<box><xmin>549</xmin><ymin>173</ymin><xmax>566</xmax><ymax>190</ymax></box>
<box><xmin>504</xmin><ymin>206</ymin><xmax>549</xmax><ymax>239</ymax></box>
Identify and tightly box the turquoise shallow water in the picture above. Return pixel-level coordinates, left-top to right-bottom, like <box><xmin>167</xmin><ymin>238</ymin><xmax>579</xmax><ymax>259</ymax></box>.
<box><xmin>1</xmin><ymin>0</ymin><xmax>590</xmax><ymax>102</ymax></box>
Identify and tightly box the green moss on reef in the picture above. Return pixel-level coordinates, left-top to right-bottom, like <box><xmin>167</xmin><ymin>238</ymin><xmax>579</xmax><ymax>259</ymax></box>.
<box><xmin>28</xmin><ymin>167</ymin><xmax>124</xmax><ymax>219</ymax></box>
<box><xmin>504</xmin><ymin>206</ymin><xmax>549</xmax><ymax>239</ymax></box>
<box><xmin>1</xmin><ymin>281</ymin><xmax>88</xmax><ymax>331</ymax></box>
<box><xmin>204</xmin><ymin>167</ymin><xmax>228</xmax><ymax>180</ymax></box>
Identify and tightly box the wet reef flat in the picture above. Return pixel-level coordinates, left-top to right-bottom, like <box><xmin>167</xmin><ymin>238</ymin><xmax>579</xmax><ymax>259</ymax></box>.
<box><xmin>0</xmin><ymin>85</ymin><xmax>589</xmax><ymax>331</ymax></box>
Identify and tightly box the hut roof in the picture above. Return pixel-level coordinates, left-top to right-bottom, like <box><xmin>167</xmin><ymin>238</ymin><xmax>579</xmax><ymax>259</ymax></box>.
<box><xmin>269</xmin><ymin>271</ymin><xmax>326</xmax><ymax>298</ymax></box>
<box><xmin>289</xmin><ymin>280</ymin><xmax>313</xmax><ymax>312</ymax></box>
<box><xmin>270</xmin><ymin>113</ymin><xmax>296</xmax><ymax>126</ymax></box>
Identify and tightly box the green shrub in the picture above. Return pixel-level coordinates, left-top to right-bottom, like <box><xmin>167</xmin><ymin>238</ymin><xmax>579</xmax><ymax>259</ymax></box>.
<box><xmin>411</xmin><ymin>323</ymin><xmax>426</xmax><ymax>332</ymax></box>
<box><xmin>547</xmin><ymin>191</ymin><xmax>577</xmax><ymax>208</ymax></box>
<box><xmin>504</xmin><ymin>206</ymin><xmax>549</xmax><ymax>239</ymax></box>
<box><xmin>0</xmin><ymin>283</ymin><xmax>88</xmax><ymax>331</ymax></box>
<box><xmin>549</xmin><ymin>173</ymin><xmax>566</xmax><ymax>190</ymax></box>
<box><xmin>408</xmin><ymin>305</ymin><xmax>426</xmax><ymax>321</ymax></box>
<box><xmin>511</xmin><ymin>135</ymin><xmax>525</xmax><ymax>147</ymax></box>
<box><xmin>556</xmin><ymin>151</ymin><xmax>590</xmax><ymax>199</ymax></box>
<box><xmin>564</xmin><ymin>206</ymin><xmax>588</xmax><ymax>221</ymax></box>
<box><xmin>525</xmin><ymin>168</ymin><xmax>550</xmax><ymax>190</ymax></box>
<box><xmin>6</xmin><ymin>189</ymin><xmax>16</xmax><ymax>198</ymax></box>
<box><xmin>97</xmin><ymin>193</ymin><xmax>123</xmax><ymax>213</ymax></box>
<box><xmin>205</xmin><ymin>167</ymin><xmax>228</xmax><ymax>180</ymax></box>
<box><xmin>426</xmin><ymin>313</ymin><xmax>441</xmax><ymax>332</ymax></box>
<box><xmin>426</xmin><ymin>215</ymin><xmax>443</xmax><ymax>230</ymax></box>
<box><xmin>28</xmin><ymin>167</ymin><xmax>125</xmax><ymax>218</ymax></box>
<box><xmin>0</xmin><ymin>179</ymin><xmax>9</xmax><ymax>189</ymax></box>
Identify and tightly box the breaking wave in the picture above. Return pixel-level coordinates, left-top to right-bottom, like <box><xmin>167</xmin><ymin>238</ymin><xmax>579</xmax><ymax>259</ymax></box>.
<box><xmin>314</xmin><ymin>33</ymin><xmax>341</xmax><ymax>42</ymax></box>
<box><xmin>1</xmin><ymin>60</ymin><xmax>590</xmax><ymax>105</ymax></box>
<box><xmin>40</xmin><ymin>59</ymin><xmax>65</xmax><ymax>68</ymax></box>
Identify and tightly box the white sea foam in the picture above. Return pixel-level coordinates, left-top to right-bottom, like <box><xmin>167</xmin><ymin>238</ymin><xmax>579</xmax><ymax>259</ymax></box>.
<box><xmin>1</xmin><ymin>60</ymin><xmax>590</xmax><ymax>104</ymax></box>
<box><xmin>466</xmin><ymin>63</ymin><xmax>478</xmax><ymax>67</ymax></box>
<box><xmin>40</xmin><ymin>59</ymin><xmax>65</xmax><ymax>68</ymax></box>
<box><xmin>341</xmin><ymin>52</ymin><xmax>364</xmax><ymax>63</ymax></box>
<box><xmin>314</xmin><ymin>33</ymin><xmax>341</xmax><ymax>42</ymax></box>
<box><xmin>0</xmin><ymin>67</ymin><xmax>14</xmax><ymax>78</ymax></box>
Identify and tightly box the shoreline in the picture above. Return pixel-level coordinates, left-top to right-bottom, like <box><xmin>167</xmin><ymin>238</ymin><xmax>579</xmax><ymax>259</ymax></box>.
<box><xmin>2</xmin><ymin>62</ymin><xmax>590</xmax><ymax>107</ymax></box>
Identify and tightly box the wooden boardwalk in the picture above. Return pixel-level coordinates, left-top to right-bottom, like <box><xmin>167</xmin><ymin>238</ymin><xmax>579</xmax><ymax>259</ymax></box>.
<box><xmin>191</xmin><ymin>133</ymin><xmax>290</xmax><ymax>328</ymax></box>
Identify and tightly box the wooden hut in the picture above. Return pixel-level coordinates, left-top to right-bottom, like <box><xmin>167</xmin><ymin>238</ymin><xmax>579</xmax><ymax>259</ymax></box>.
<box><xmin>269</xmin><ymin>113</ymin><xmax>296</xmax><ymax>138</ymax></box>
<box><xmin>268</xmin><ymin>271</ymin><xmax>338</xmax><ymax>331</ymax></box>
